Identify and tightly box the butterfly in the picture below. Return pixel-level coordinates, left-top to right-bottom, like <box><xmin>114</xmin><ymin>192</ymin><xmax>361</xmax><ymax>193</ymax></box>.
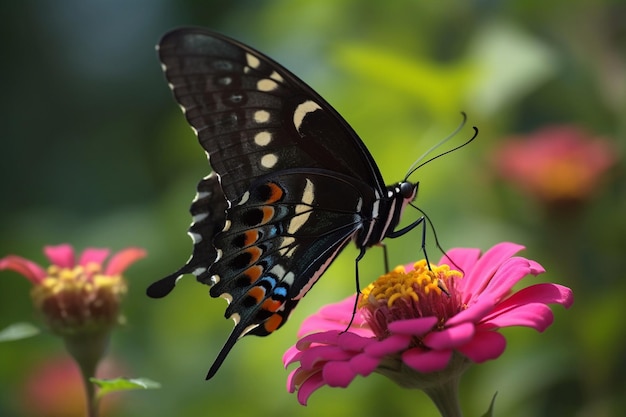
<box><xmin>147</xmin><ymin>28</ymin><xmax>427</xmax><ymax>379</ymax></box>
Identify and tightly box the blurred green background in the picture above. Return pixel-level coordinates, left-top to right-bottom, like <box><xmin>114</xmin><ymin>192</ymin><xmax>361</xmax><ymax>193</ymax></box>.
<box><xmin>1</xmin><ymin>1</ymin><xmax>624</xmax><ymax>416</ymax></box>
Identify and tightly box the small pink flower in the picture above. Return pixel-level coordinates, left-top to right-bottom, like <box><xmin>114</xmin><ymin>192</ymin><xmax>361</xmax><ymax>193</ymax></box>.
<box><xmin>493</xmin><ymin>125</ymin><xmax>617</xmax><ymax>205</ymax></box>
<box><xmin>283</xmin><ymin>242</ymin><xmax>573</xmax><ymax>405</ymax></box>
<box><xmin>0</xmin><ymin>244</ymin><xmax>146</xmax><ymax>337</ymax></box>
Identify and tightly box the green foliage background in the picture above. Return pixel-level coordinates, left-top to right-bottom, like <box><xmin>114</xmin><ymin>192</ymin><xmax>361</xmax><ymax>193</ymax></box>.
<box><xmin>1</xmin><ymin>1</ymin><xmax>624</xmax><ymax>416</ymax></box>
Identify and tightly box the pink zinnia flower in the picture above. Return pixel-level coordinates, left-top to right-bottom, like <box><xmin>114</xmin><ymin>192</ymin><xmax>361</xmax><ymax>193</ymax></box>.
<box><xmin>1</xmin><ymin>244</ymin><xmax>146</xmax><ymax>417</ymax></box>
<box><xmin>283</xmin><ymin>242</ymin><xmax>573</xmax><ymax>406</ymax></box>
<box><xmin>493</xmin><ymin>125</ymin><xmax>617</xmax><ymax>205</ymax></box>
<box><xmin>0</xmin><ymin>244</ymin><xmax>146</xmax><ymax>337</ymax></box>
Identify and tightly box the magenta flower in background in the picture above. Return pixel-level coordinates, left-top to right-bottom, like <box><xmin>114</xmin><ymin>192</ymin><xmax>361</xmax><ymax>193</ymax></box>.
<box><xmin>493</xmin><ymin>125</ymin><xmax>617</xmax><ymax>206</ymax></box>
<box><xmin>283</xmin><ymin>242</ymin><xmax>573</xmax><ymax>411</ymax></box>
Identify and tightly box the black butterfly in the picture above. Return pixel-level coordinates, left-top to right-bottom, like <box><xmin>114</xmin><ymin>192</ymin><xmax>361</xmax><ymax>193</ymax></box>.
<box><xmin>147</xmin><ymin>28</ymin><xmax>427</xmax><ymax>379</ymax></box>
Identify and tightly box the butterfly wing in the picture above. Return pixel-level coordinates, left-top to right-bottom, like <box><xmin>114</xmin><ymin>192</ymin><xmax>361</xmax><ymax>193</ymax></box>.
<box><xmin>157</xmin><ymin>28</ymin><xmax>387</xmax><ymax>199</ymax></box>
<box><xmin>146</xmin><ymin>173</ymin><xmax>228</xmax><ymax>298</ymax></box>
<box><xmin>152</xmin><ymin>28</ymin><xmax>395</xmax><ymax>379</ymax></box>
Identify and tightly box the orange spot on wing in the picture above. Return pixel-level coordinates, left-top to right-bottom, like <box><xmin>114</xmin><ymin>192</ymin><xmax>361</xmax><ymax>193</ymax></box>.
<box><xmin>245</xmin><ymin>246</ymin><xmax>263</xmax><ymax>263</ymax></box>
<box><xmin>242</xmin><ymin>265</ymin><xmax>263</xmax><ymax>283</ymax></box>
<box><xmin>265</xmin><ymin>182</ymin><xmax>284</xmax><ymax>203</ymax></box>
<box><xmin>263</xmin><ymin>313</ymin><xmax>284</xmax><ymax>333</ymax></box>
<box><xmin>261</xmin><ymin>297</ymin><xmax>283</xmax><ymax>313</ymax></box>
<box><xmin>261</xmin><ymin>206</ymin><xmax>274</xmax><ymax>224</ymax></box>
<box><xmin>243</xmin><ymin>230</ymin><xmax>259</xmax><ymax>246</ymax></box>
<box><xmin>247</xmin><ymin>286</ymin><xmax>266</xmax><ymax>304</ymax></box>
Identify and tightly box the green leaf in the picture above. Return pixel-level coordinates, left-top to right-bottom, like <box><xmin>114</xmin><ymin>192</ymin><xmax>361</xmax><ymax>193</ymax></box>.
<box><xmin>90</xmin><ymin>377</ymin><xmax>161</xmax><ymax>398</ymax></box>
<box><xmin>0</xmin><ymin>322</ymin><xmax>40</xmax><ymax>342</ymax></box>
<box><xmin>480</xmin><ymin>392</ymin><xmax>498</xmax><ymax>417</ymax></box>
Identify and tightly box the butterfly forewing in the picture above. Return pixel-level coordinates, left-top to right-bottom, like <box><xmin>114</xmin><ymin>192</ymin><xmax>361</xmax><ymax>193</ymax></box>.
<box><xmin>158</xmin><ymin>29</ymin><xmax>387</xmax><ymax>200</ymax></box>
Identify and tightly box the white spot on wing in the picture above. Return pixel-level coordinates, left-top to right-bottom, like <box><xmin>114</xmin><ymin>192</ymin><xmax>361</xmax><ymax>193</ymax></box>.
<box><xmin>257</xmin><ymin>79</ymin><xmax>278</xmax><ymax>92</ymax></box>
<box><xmin>278</xmin><ymin>237</ymin><xmax>296</xmax><ymax>256</ymax></box>
<box><xmin>190</xmin><ymin>232</ymin><xmax>202</xmax><ymax>243</ymax></box>
<box><xmin>254</xmin><ymin>131</ymin><xmax>272</xmax><ymax>146</ymax></box>
<box><xmin>246</xmin><ymin>53</ymin><xmax>261</xmax><ymax>69</ymax></box>
<box><xmin>241</xmin><ymin>323</ymin><xmax>260</xmax><ymax>338</ymax></box>
<box><xmin>293</xmin><ymin>100</ymin><xmax>322</xmax><ymax>132</ymax></box>
<box><xmin>283</xmin><ymin>271</ymin><xmax>295</xmax><ymax>285</ymax></box>
<box><xmin>287</xmin><ymin>179</ymin><xmax>315</xmax><ymax>234</ymax></box>
<box><xmin>192</xmin><ymin>267</ymin><xmax>206</xmax><ymax>277</ymax></box>
<box><xmin>238</xmin><ymin>191</ymin><xmax>250</xmax><ymax>206</ymax></box>
<box><xmin>254</xmin><ymin>110</ymin><xmax>270</xmax><ymax>123</ymax></box>
<box><xmin>261</xmin><ymin>153</ymin><xmax>278</xmax><ymax>168</ymax></box>
<box><xmin>269</xmin><ymin>264</ymin><xmax>286</xmax><ymax>278</ymax></box>
<box><xmin>270</xmin><ymin>71</ymin><xmax>284</xmax><ymax>83</ymax></box>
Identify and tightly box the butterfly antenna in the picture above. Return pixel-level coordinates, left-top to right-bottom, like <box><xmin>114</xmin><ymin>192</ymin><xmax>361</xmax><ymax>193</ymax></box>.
<box><xmin>404</xmin><ymin>113</ymin><xmax>478</xmax><ymax>181</ymax></box>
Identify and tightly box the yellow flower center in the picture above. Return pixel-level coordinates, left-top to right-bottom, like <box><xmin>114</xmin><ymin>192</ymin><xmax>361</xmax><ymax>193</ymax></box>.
<box><xmin>361</xmin><ymin>260</ymin><xmax>460</xmax><ymax>308</ymax></box>
<box><xmin>30</xmin><ymin>263</ymin><xmax>127</xmax><ymax>336</ymax></box>
<box><xmin>359</xmin><ymin>260</ymin><xmax>463</xmax><ymax>339</ymax></box>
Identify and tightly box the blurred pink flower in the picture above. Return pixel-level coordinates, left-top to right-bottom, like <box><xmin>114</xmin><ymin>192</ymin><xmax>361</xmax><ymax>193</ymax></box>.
<box><xmin>2</xmin><ymin>244</ymin><xmax>146</xmax><ymax>417</ymax></box>
<box><xmin>283</xmin><ymin>242</ymin><xmax>573</xmax><ymax>405</ymax></box>
<box><xmin>493</xmin><ymin>125</ymin><xmax>617</xmax><ymax>205</ymax></box>
<box><xmin>0</xmin><ymin>244</ymin><xmax>146</xmax><ymax>337</ymax></box>
<box><xmin>20</xmin><ymin>356</ymin><xmax>124</xmax><ymax>417</ymax></box>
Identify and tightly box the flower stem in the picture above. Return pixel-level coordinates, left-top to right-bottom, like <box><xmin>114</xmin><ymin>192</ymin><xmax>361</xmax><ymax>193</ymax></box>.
<box><xmin>422</xmin><ymin>375</ymin><xmax>464</xmax><ymax>417</ymax></box>
<box><xmin>63</xmin><ymin>333</ymin><xmax>109</xmax><ymax>417</ymax></box>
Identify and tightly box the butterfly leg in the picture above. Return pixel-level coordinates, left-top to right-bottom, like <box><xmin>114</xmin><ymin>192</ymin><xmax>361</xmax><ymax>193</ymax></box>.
<box><xmin>342</xmin><ymin>246</ymin><xmax>368</xmax><ymax>332</ymax></box>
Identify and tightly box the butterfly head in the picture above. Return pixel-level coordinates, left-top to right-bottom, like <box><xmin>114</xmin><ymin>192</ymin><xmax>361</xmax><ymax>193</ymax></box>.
<box><xmin>398</xmin><ymin>181</ymin><xmax>418</xmax><ymax>202</ymax></box>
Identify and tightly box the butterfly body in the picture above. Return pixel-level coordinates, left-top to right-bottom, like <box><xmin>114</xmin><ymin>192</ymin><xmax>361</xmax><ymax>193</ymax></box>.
<box><xmin>147</xmin><ymin>28</ymin><xmax>418</xmax><ymax>378</ymax></box>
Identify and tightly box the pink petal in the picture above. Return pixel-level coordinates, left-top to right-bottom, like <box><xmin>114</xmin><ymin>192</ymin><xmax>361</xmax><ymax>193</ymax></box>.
<box><xmin>481</xmin><ymin>303</ymin><xmax>554</xmax><ymax>332</ymax></box>
<box><xmin>283</xmin><ymin>346</ymin><xmax>302</xmax><ymax>367</ymax></box>
<box><xmin>337</xmin><ymin>332</ymin><xmax>371</xmax><ymax>351</ymax></box>
<box><xmin>438</xmin><ymin>247</ymin><xmax>481</xmax><ymax>275</ymax></box>
<box><xmin>296</xmin><ymin>330</ymin><xmax>341</xmax><ymax>350</ymax></box>
<box><xmin>402</xmin><ymin>347</ymin><xmax>452</xmax><ymax>372</ymax></box>
<box><xmin>44</xmin><ymin>244</ymin><xmax>75</xmax><ymax>268</ymax></box>
<box><xmin>287</xmin><ymin>367</ymin><xmax>319</xmax><ymax>391</ymax></box>
<box><xmin>497</xmin><ymin>283</ymin><xmax>574</xmax><ymax>310</ymax></box>
<box><xmin>387</xmin><ymin>316</ymin><xmax>438</xmax><ymax>335</ymax></box>
<box><xmin>298</xmin><ymin>346</ymin><xmax>352</xmax><ymax>370</ymax></box>
<box><xmin>104</xmin><ymin>247</ymin><xmax>146</xmax><ymax>275</ymax></box>
<box><xmin>322</xmin><ymin>361</ymin><xmax>358</xmax><ymax>387</ymax></box>
<box><xmin>446</xmin><ymin>297</ymin><xmax>496</xmax><ymax>327</ymax></box>
<box><xmin>0</xmin><ymin>256</ymin><xmax>46</xmax><ymax>284</ymax></box>
<box><xmin>479</xmin><ymin>257</ymin><xmax>545</xmax><ymax>302</ymax></box>
<box><xmin>318</xmin><ymin>296</ymin><xmax>357</xmax><ymax>319</ymax></box>
<box><xmin>364</xmin><ymin>334</ymin><xmax>412</xmax><ymax>357</ymax></box>
<box><xmin>457</xmin><ymin>330</ymin><xmax>506</xmax><ymax>362</ymax></box>
<box><xmin>78</xmin><ymin>248</ymin><xmax>110</xmax><ymax>267</ymax></box>
<box><xmin>297</xmin><ymin>315</ymin><xmax>344</xmax><ymax>335</ymax></box>
<box><xmin>423</xmin><ymin>322</ymin><xmax>475</xmax><ymax>350</ymax></box>
<box><xmin>296</xmin><ymin>372</ymin><xmax>325</xmax><ymax>405</ymax></box>
<box><xmin>460</xmin><ymin>242</ymin><xmax>526</xmax><ymax>300</ymax></box>
<box><xmin>349</xmin><ymin>353</ymin><xmax>381</xmax><ymax>376</ymax></box>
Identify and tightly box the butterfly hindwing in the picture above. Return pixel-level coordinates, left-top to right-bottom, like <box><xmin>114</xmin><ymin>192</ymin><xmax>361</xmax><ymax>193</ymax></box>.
<box><xmin>146</xmin><ymin>173</ymin><xmax>228</xmax><ymax>298</ymax></box>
